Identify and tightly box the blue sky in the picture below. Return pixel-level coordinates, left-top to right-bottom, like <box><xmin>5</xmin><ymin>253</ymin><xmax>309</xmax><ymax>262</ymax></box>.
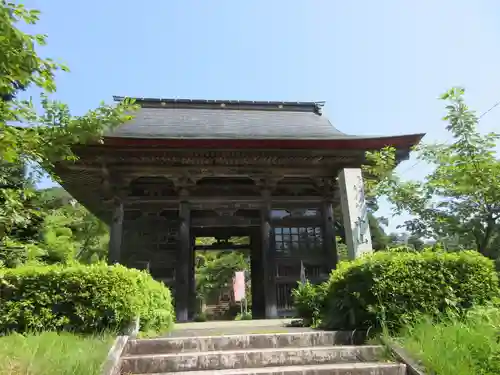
<box><xmin>24</xmin><ymin>0</ymin><xmax>500</xmax><ymax>232</ymax></box>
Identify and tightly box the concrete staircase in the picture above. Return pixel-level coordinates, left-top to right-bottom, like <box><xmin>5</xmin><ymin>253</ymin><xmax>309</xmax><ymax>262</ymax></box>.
<box><xmin>119</xmin><ymin>331</ymin><xmax>406</xmax><ymax>375</ymax></box>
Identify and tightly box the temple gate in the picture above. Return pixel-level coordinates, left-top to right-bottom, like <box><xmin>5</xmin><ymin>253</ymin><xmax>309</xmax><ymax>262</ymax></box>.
<box><xmin>54</xmin><ymin>98</ymin><xmax>423</xmax><ymax>322</ymax></box>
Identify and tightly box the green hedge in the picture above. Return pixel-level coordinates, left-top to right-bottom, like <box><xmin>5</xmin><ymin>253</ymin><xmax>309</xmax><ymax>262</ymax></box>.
<box><xmin>0</xmin><ymin>263</ymin><xmax>174</xmax><ymax>334</ymax></box>
<box><xmin>322</xmin><ymin>251</ymin><xmax>499</xmax><ymax>330</ymax></box>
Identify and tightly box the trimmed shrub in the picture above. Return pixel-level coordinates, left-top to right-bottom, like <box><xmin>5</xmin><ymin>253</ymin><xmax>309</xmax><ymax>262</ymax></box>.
<box><xmin>0</xmin><ymin>263</ymin><xmax>174</xmax><ymax>334</ymax></box>
<box><xmin>386</xmin><ymin>245</ymin><xmax>418</xmax><ymax>253</ymax></box>
<box><xmin>323</xmin><ymin>251</ymin><xmax>499</xmax><ymax>330</ymax></box>
<box><xmin>291</xmin><ymin>281</ymin><xmax>328</xmax><ymax>325</ymax></box>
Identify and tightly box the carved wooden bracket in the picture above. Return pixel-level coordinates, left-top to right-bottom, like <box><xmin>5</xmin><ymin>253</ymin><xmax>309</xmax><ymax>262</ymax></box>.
<box><xmin>253</xmin><ymin>175</ymin><xmax>284</xmax><ymax>191</ymax></box>
<box><xmin>214</xmin><ymin>208</ymin><xmax>237</xmax><ymax>217</ymax></box>
<box><xmin>171</xmin><ymin>173</ymin><xmax>198</xmax><ymax>194</ymax></box>
<box><xmin>101</xmin><ymin>163</ymin><xmax>133</xmax><ymax>202</ymax></box>
<box><xmin>313</xmin><ymin>177</ymin><xmax>337</xmax><ymax>198</ymax></box>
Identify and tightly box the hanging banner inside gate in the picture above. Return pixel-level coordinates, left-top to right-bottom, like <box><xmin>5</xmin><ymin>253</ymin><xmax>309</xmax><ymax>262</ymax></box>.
<box><xmin>233</xmin><ymin>271</ymin><xmax>246</xmax><ymax>302</ymax></box>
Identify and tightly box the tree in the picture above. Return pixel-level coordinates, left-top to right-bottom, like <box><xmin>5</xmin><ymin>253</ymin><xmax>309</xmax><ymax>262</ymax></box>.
<box><xmin>37</xmin><ymin>196</ymin><xmax>109</xmax><ymax>264</ymax></box>
<box><xmin>367</xmin><ymin>88</ymin><xmax>500</xmax><ymax>257</ymax></box>
<box><xmin>368</xmin><ymin>213</ymin><xmax>390</xmax><ymax>250</ymax></box>
<box><xmin>0</xmin><ymin>2</ymin><xmax>137</xmax><ymax>246</ymax></box>
<box><xmin>196</xmin><ymin>251</ymin><xmax>249</xmax><ymax>303</ymax></box>
<box><xmin>407</xmin><ymin>234</ymin><xmax>424</xmax><ymax>251</ymax></box>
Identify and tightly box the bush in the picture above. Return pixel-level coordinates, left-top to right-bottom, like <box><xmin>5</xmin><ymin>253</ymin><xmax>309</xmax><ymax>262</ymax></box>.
<box><xmin>386</xmin><ymin>245</ymin><xmax>418</xmax><ymax>253</ymax></box>
<box><xmin>235</xmin><ymin>311</ymin><xmax>252</xmax><ymax>320</ymax></box>
<box><xmin>323</xmin><ymin>251</ymin><xmax>499</xmax><ymax>330</ymax></box>
<box><xmin>291</xmin><ymin>281</ymin><xmax>328</xmax><ymax>326</ymax></box>
<box><xmin>193</xmin><ymin>312</ymin><xmax>207</xmax><ymax>322</ymax></box>
<box><xmin>0</xmin><ymin>243</ymin><xmax>27</xmax><ymax>268</ymax></box>
<box><xmin>224</xmin><ymin>303</ymin><xmax>252</xmax><ymax>320</ymax></box>
<box><xmin>0</xmin><ymin>263</ymin><xmax>174</xmax><ymax>334</ymax></box>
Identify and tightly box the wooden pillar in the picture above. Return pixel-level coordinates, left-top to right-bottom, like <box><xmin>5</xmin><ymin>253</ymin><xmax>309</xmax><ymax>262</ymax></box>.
<box><xmin>261</xmin><ymin>189</ymin><xmax>278</xmax><ymax>319</ymax></box>
<box><xmin>188</xmin><ymin>235</ymin><xmax>196</xmax><ymax>320</ymax></box>
<box><xmin>175</xmin><ymin>198</ymin><xmax>191</xmax><ymax>323</ymax></box>
<box><xmin>250</xmin><ymin>229</ymin><xmax>265</xmax><ymax>319</ymax></box>
<box><xmin>108</xmin><ymin>198</ymin><xmax>124</xmax><ymax>264</ymax></box>
<box><xmin>322</xmin><ymin>199</ymin><xmax>338</xmax><ymax>273</ymax></box>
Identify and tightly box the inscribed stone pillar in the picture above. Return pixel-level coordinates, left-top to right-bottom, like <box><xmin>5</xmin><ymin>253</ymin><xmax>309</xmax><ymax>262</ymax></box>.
<box><xmin>261</xmin><ymin>190</ymin><xmax>278</xmax><ymax>318</ymax></box>
<box><xmin>175</xmin><ymin>199</ymin><xmax>191</xmax><ymax>322</ymax></box>
<box><xmin>108</xmin><ymin>198</ymin><xmax>124</xmax><ymax>264</ymax></box>
<box><xmin>338</xmin><ymin>168</ymin><xmax>373</xmax><ymax>259</ymax></box>
<box><xmin>321</xmin><ymin>199</ymin><xmax>338</xmax><ymax>272</ymax></box>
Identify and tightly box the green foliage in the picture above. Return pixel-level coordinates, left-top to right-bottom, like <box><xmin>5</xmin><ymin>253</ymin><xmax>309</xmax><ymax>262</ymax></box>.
<box><xmin>0</xmin><ymin>331</ymin><xmax>113</xmax><ymax>375</ymax></box>
<box><xmin>193</xmin><ymin>312</ymin><xmax>208</xmax><ymax>322</ymax></box>
<box><xmin>0</xmin><ymin>161</ymin><xmax>44</xmax><ymax>244</ymax></box>
<box><xmin>366</xmin><ymin>88</ymin><xmax>500</xmax><ymax>257</ymax></box>
<box><xmin>0</xmin><ymin>264</ymin><xmax>174</xmax><ymax>334</ymax></box>
<box><xmin>336</xmin><ymin>236</ymin><xmax>349</xmax><ymax>261</ymax></box>
<box><xmin>235</xmin><ymin>311</ymin><xmax>252</xmax><ymax>320</ymax></box>
<box><xmin>0</xmin><ymin>1</ymin><xmax>138</xmax><ymax>244</ymax></box>
<box><xmin>291</xmin><ymin>281</ymin><xmax>328</xmax><ymax>326</ymax></box>
<box><xmin>322</xmin><ymin>251</ymin><xmax>499</xmax><ymax>330</ymax></box>
<box><xmin>0</xmin><ymin>242</ymin><xmax>27</xmax><ymax>268</ymax></box>
<box><xmin>196</xmin><ymin>250</ymin><xmax>249</xmax><ymax>302</ymax></box>
<box><xmin>385</xmin><ymin>245</ymin><xmax>418</xmax><ymax>253</ymax></box>
<box><xmin>396</xmin><ymin>306</ymin><xmax>500</xmax><ymax>375</ymax></box>
<box><xmin>0</xmin><ymin>191</ymin><xmax>109</xmax><ymax>267</ymax></box>
<box><xmin>39</xmin><ymin>200</ymin><xmax>109</xmax><ymax>264</ymax></box>
<box><xmin>368</xmin><ymin>213</ymin><xmax>390</xmax><ymax>250</ymax></box>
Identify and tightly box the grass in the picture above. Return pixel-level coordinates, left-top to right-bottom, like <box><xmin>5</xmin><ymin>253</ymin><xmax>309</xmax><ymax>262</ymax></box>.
<box><xmin>0</xmin><ymin>331</ymin><xmax>114</xmax><ymax>375</ymax></box>
<box><xmin>395</xmin><ymin>306</ymin><xmax>500</xmax><ymax>375</ymax></box>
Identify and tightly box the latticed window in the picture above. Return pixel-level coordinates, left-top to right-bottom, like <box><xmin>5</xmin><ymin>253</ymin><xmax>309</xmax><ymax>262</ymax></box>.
<box><xmin>276</xmin><ymin>283</ymin><xmax>295</xmax><ymax>310</ymax></box>
<box><xmin>273</xmin><ymin>226</ymin><xmax>322</xmax><ymax>256</ymax></box>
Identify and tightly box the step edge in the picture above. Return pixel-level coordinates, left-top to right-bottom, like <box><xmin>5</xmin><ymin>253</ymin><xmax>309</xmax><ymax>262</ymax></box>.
<box><xmin>132</xmin><ymin>361</ymin><xmax>407</xmax><ymax>375</ymax></box>
<box><xmin>128</xmin><ymin>331</ymin><xmax>357</xmax><ymax>343</ymax></box>
<box><xmin>125</xmin><ymin>343</ymin><xmax>362</xmax><ymax>354</ymax></box>
<box><xmin>121</xmin><ymin>345</ymin><xmax>385</xmax><ymax>360</ymax></box>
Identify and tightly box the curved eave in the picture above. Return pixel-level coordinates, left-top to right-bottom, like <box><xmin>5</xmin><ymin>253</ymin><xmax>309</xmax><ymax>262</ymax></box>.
<box><xmin>101</xmin><ymin>133</ymin><xmax>425</xmax><ymax>150</ymax></box>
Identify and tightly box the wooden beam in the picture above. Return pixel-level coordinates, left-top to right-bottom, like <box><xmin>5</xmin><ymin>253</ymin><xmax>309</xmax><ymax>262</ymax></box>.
<box><xmin>192</xmin><ymin>216</ymin><xmax>260</xmax><ymax>227</ymax></box>
<box><xmin>123</xmin><ymin>196</ymin><xmax>324</xmax><ymax>204</ymax></box>
<box><xmin>192</xmin><ymin>226</ymin><xmax>251</xmax><ymax>238</ymax></box>
<box><xmin>194</xmin><ymin>244</ymin><xmax>249</xmax><ymax>251</ymax></box>
<box><xmin>60</xmin><ymin>163</ymin><xmax>348</xmax><ymax>177</ymax></box>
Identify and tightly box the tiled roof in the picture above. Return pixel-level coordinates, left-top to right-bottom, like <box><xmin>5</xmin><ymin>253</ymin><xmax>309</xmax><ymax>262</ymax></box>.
<box><xmin>107</xmin><ymin>97</ymin><xmax>362</xmax><ymax>140</ymax></box>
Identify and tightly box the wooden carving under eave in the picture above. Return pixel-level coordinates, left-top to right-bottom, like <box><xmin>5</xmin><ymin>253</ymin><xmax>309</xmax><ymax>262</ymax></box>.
<box><xmin>312</xmin><ymin>177</ymin><xmax>337</xmax><ymax>198</ymax></box>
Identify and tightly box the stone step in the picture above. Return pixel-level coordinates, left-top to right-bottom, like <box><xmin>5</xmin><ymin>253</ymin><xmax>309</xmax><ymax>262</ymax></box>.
<box><xmin>133</xmin><ymin>362</ymin><xmax>407</xmax><ymax>375</ymax></box>
<box><xmin>125</xmin><ymin>331</ymin><xmax>366</xmax><ymax>355</ymax></box>
<box><xmin>120</xmin><ymin>345</ymin><xmax>385</xmax><ymax>374</ymax></box>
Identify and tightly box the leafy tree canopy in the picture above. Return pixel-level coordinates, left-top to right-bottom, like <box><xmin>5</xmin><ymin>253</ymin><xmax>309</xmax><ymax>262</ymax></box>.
<box><xmin>366</xmin><ymin>88</ymin><xmax>500</xmax><ymax>257</ymax></box>
<box><xmin>0</xmin><ymin>1</ymin><xmax>138</xmax><ymax>243</ymax></box>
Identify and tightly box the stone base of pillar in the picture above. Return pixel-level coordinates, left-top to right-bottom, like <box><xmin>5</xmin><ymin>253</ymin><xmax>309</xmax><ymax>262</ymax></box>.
<box><xmin>175</xmin><ymin>305</ymin><xmax>188</xmax><ymax>323</ymax></box>
<box><xmin>265</xmin><ymin>298</ymin><xmax>278</xmax><ymax>319</ymax></box>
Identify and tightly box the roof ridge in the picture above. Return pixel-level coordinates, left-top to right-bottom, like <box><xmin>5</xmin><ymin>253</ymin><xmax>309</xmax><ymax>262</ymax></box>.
<box><xmin>113</xmin><ymin>96</ymin><xmax>325</xmax><ymax>114</ymax></box>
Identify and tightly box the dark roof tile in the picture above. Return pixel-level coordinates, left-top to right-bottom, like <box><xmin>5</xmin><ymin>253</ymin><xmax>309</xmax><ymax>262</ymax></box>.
<box><xmin>107</xmin><ymin>97</ymin><xmax>363</xmax><ymax>140</ymax></box>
